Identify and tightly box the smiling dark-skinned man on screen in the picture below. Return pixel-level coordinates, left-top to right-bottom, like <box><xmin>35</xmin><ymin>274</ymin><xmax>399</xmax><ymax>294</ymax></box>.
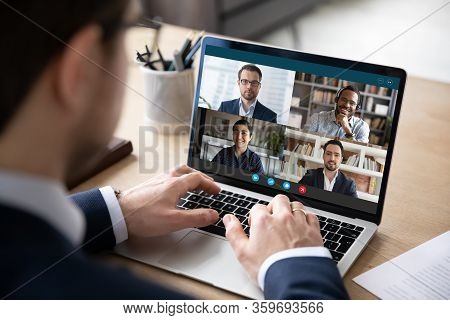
<box><xmin>304</xmin><ymin>85</ymin><xmax>370</xmax><ymax>143</ymax></box>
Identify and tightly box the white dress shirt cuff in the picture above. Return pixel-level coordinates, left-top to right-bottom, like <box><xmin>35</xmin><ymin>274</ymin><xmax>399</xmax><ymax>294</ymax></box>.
<box><xmin>99</xmin><ymin>186</ymin><xmax>128</xmax><ymax>244</ymax></box>
<box><xmin>257</xmin><ymin>247</ymin><xmax>332</xmax><ymax>291</ymax></box>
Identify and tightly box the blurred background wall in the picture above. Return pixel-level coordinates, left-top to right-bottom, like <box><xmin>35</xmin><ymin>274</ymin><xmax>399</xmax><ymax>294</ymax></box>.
<box><xmin>141</xmin><ymin>0</ymin><xmax>449</xmax><ymax>83</ymax></box>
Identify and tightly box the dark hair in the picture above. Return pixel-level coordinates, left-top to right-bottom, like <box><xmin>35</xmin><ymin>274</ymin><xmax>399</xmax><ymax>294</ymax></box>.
<box><xmin>0</xmin><ymin>0</ymin><xmax>129</xmax><ymax>133</ymax></box>
<box><xmin>232</xmin><ymin>119</ymin><xmax>253</xmax><ymax>136</ymax></box>
<box><xmin>337</xmin><ymin>85</ymin><xmax>361</xmax><ymax>104</ymax></box>
<box><xmin>323</xmin><ymin>139</ymin><xmax>344</xmax><ymax>156</ymax></box>
<box><xmin>238</xmin><ymin>64</ymin><xmax>262</xmax><ymax>81</ymax></box>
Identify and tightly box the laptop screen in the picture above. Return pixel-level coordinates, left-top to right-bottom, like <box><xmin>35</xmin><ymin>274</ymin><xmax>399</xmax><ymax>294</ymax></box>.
<box><xmin>188</xmin><ymin>36</ymin><xmax>406</xmax><ymax>224</ymax></box>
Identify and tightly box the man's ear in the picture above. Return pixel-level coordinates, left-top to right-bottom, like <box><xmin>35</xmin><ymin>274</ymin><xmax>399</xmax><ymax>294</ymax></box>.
<box><xmin>53</xmin><ymin>24</ymin><xmax>103</xmax><ymax>113</ymax></box>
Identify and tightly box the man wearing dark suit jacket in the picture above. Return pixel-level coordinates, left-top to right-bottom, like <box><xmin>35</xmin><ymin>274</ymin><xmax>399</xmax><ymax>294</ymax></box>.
<box><xmin>299</xmin><ymin>140</ymin><xmax>358</xmax><ymax>198</ymax></box>
<box><xmin>218</xmin><ymin>64</ymin><xmax>278</xmax><ymax>123</ymax></box>
<box><xmin>0</xmin><ymin>0</ymin><xmax>348</xmax><ymax>300</ymax></box>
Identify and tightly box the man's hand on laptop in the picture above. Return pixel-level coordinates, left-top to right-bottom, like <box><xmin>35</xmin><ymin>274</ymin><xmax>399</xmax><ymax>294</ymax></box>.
<box><xmin>118</xmin><ymin>165</ymin><xmax>220</xmax><ymax>237</ymax></box>
<box><xmin>223</xmin><ymin>194</ymin><xmax>323</xmax><ymax>281</ymax></box>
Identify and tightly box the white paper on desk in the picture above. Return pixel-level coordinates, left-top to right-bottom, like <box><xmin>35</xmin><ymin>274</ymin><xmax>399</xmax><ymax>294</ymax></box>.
<box><xmin>353</xmin><ymin>231</ymin><xmax>450</xmax><ymax>299</ymax></box>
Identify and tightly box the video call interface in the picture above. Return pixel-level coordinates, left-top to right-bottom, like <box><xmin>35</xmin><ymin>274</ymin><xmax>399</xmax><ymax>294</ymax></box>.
<box><xmin>191</xmin><ymin>45</ymin><xmax>400</xmax><ymax>215</ymax></box>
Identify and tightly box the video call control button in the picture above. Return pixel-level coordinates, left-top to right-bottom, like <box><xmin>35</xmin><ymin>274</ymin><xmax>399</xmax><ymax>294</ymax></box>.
<box><xmin>251</xmin><ymin>173</ymin><xmax>260</xmax><ymax>182</ymax></box>
<box><xmin>282</xmin><ymin>181</ymin><xmax>291</xmax><ymax>190</ymax></box>
<box><xmin>298</xmin><ymin>185</ymin><xmax>307</xmax><ymax>194</ymax></box>
<box><xmin>267</xmin><ymin>178</ymin><xmax>275</xmax><ymax>186</ymax></box>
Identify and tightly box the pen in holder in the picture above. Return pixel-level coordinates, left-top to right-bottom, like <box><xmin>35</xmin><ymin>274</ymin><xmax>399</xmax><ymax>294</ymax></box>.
<box><xmin>136</xmin><ymin>31</ymin><xmax>203</xmax><ymax>134</ymax></box>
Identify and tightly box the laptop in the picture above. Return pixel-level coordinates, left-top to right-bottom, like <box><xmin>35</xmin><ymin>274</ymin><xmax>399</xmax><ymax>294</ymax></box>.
<box><xmin>115</xmin><ymin>36</ymin><xmax>406</xmax><ymax>299</ymax></box>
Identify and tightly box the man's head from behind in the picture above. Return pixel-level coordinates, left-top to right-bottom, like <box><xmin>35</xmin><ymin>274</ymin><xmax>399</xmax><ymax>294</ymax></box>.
<box><xmin>237</xmin><ymin>64</ymin><xmax>262</xmax><ymax>103</ymax></box>
<box><xmin>323</xmin><ymin>139</ymin><xmax>344</xmax><ymax>172</ymax></box>
<box><xmin>232</xmin><ymin>119</ymin><xmax>253</xmax><ymax>152</ymax></box>
<box><xmin>0</xmin><ymin>0</ymin><xmax>134</xmax><ymax>180</ymax></box>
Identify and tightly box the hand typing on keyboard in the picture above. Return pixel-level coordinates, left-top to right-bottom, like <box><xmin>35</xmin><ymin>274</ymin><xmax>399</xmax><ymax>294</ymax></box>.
<box><xmin>117</xmin><ymin>165</ymin><xmax>220</xmax><ymax>237</ymax></box>
<box><xmin>223</xmin><ymin>194</ymin><xmax>323</xmax><ymax>281</ymax></box>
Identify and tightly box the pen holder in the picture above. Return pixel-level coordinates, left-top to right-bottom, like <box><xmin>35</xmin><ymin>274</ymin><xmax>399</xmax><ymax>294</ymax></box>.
<box><xmin>140</xmin><ymin>65</ymin><xmax>195</xmax><ymax>134</ymax></box>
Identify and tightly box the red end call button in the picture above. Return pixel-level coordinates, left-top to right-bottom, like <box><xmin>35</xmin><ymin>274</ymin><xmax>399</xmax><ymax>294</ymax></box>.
<box><xmin>298</xmin><ymin>185</ymin><xmax>307</xmax><ymax>194</ymax></box>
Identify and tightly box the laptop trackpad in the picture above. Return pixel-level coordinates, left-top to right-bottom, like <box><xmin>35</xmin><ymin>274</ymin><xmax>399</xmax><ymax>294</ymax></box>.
<box><xmin>158</xmin><ymin>230</ymin><xmax>255</xmax><ymax>293</ymax></box>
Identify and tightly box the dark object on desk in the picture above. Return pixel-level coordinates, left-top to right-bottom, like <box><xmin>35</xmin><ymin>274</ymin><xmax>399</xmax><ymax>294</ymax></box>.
<box><xmin>67</xmin><ymin>137</ymin><xmax>133</xmax><ymax>189</ymax></box>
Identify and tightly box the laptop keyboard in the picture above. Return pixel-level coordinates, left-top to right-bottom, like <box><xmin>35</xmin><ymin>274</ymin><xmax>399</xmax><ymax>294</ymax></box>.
<box><xmin>177</xmin><ymin>189</ymin><xmax>364</xmax><ymax>263</ymax></box>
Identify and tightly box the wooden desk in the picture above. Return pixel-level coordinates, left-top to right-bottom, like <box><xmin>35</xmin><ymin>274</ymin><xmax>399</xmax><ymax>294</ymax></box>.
<box><xmin>72</xmin><ymin>25</ymin><xmax>450</xmax><ymax>299</ymax></box>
